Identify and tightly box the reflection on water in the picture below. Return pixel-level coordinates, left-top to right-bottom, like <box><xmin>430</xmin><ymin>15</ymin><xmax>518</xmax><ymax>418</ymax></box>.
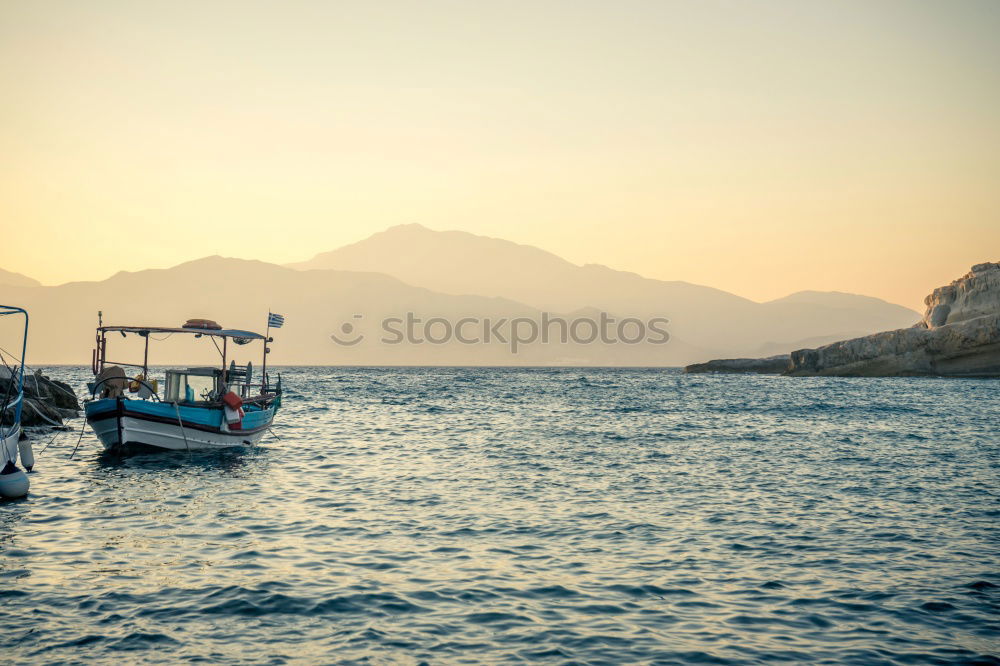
<box><xmin>1</xmin><ymin>366</ymin><xmax>998</xmax><ymax>664</ymax></box>
<box><xmin>93</xmin><ymin>446</ymin><xmax>259</xmax><ymax>475</ymax></box>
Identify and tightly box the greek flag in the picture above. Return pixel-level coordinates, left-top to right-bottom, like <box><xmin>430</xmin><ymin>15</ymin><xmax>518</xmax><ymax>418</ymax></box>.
<box><xmin>267</xmin><ymin>313</ymin><xmax>285</xmax><ymax>329</ymax></box>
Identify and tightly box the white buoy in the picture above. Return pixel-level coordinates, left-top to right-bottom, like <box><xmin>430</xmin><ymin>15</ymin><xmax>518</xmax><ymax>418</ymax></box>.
<box><xmin>0</xmin><ymin>465</ymin><xmax>29</xmax><ymax>498</ymax></box>
<box><xmin>18</xmin><ymin>439</ymin><xmax>35</xmax><ymax>472</ymax></box>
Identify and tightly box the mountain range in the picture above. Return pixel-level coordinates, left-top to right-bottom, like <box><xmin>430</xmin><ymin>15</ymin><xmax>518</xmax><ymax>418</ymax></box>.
<box><xmin>290</xmin><ymin>224</ymin><xmax>918</xmax><ymax>356</ymax></box>
<box><xmin>2</xmin><ymin>225</ymin><xmax>920</xmax><ymax>365</ymax></box>
<box><xmin>0</xmin><ymin>268</ymin><xmax>40</xmax><ymax>289</ymax></box>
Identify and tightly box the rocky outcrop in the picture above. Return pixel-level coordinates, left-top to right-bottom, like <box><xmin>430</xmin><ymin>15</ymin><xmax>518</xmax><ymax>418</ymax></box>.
<box><xmin>786</xmin><ymin>262</ymin><xmax>1000</xmax><ymax>377</ymax></box>
<box><xmin>786</xmin><ymin>313</ymin><xmax>1000</xmax><ymax>376</ymax></box>
<box><xmin>684</xmin><ymin>262</ymin><xmax>1000</xmax><ymax>378</ymax></box>
<box><xmin>1</xmin><ymin>369</ymin><xmax>80</xmax><ymax>427</ymax></box>
<box><xmin>918</xmin><ymin>262</ymin><xmax>1000</xmax><ymax>329</ymax></box>
<box><xmin>684</xmin><ymin>355</ymin><xmax>791</xmax><ymax>374</ymax></box>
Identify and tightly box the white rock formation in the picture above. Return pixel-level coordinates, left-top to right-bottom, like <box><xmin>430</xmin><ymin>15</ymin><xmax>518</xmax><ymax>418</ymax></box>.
<box><xmin>787</xmin><ymin>262</ymin><xmax>1000</xmax><ymax>377</ymax></box>
<box><xmin>919</xmin><ymin>262</ymin><xmax>1000</xmax><ymax>329</ymax></box>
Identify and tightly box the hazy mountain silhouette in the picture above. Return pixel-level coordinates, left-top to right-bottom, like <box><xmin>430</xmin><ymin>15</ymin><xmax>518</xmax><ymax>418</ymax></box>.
<box><xmin>2</xmin><ymin>227</ymin><xmax>921</xmax><ymax>365</ymax></box>
<box><xmin>290</xmin><ymin>224</ymin><xmax>920</xmax><ymax>355</ymax></box>
<box><xmin>0</xmin><ymin>268</ymin><xmax>40</xmax><ymax>288</ymax></box>
<box><xmin>2</xmin><ymin>257</ymin><xmax>710</xmax><ymax>366</ymax></box>
<box><xmin>756</xmin><ymin>291</ymin><xmax>920</xmax><ymax>345</ymax></box>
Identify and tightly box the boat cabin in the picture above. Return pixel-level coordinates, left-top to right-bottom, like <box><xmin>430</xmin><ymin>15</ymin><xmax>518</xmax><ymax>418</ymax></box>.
<box><xmin>163</xmin><ymin>368</ymin><xmax>222</xmax><ymax>404</ymax></box>
<box><xmin>161</xmin><ymin>361</ymin><xmax>255</xmax><ymax>404</ymax></box>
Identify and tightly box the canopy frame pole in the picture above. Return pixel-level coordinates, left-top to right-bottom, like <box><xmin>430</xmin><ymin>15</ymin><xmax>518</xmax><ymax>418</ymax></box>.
<box><xmin>262</xmin><ymin>312</ymin><xmax>270</xmax><ymax>392</ymax></box>
<box><xmin>99</xmin><ymin>332</ymin><xmax>107</xmax><ymax>375</ymax></box>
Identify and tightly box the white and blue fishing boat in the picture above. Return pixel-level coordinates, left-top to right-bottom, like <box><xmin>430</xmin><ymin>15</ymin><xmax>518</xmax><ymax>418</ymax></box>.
<box><xmin>84</xmin><ymin>313</ymin><xmax>284</xmax><ymax>452</ymax></box>
<box><xmin>1</xmin><ymin>305</ymin><xmax>32</xmax><ymax>498</ymax></box>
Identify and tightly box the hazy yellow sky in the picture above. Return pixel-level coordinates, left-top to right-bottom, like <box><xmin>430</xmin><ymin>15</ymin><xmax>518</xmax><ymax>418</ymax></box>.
<box><xmin>2</xmin><ymin>0</ymin><xmax>998</xmax><ymax>310</ymax></box>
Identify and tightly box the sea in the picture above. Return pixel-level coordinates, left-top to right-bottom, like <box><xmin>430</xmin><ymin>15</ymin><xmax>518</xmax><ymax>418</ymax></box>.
<box><xmin>1</xmin><ymin>366</ymin><xmax>998</xmax><ymax>665</ymax></box>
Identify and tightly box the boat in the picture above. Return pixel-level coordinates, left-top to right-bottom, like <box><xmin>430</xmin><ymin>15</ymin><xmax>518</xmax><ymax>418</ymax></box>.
<box><xmin>1</xmin><ymin>305</ymin><xmax>31</xmax><ymax>498</ymax></box>
<box><xmin>84</xmin><ymin>313</ymin><xmax>284</xmax><ymax>452</ymax></box>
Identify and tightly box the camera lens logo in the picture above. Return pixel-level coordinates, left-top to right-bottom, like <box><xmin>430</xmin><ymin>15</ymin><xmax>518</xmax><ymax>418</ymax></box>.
<box><xmin>330</xmin><ymin>314</ymin><xmax>365</xmax><ymax>346</ymax></box>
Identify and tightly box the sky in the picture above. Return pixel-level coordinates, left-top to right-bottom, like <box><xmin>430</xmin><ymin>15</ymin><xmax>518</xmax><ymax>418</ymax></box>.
<box><xmin>1</xmin><ymin>0</ymin><xmax>998</xmax><ymax>310</ymax></box>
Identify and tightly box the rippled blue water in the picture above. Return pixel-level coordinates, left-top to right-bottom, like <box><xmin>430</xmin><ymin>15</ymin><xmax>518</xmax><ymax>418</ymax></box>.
<box><xmin>1</xmin><ymin>367</ymin><xmax>998</xmax><ymax>664</ymax></box>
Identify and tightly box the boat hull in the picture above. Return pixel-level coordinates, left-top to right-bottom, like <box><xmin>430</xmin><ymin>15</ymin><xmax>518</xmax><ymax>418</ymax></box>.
<box><xmin>85</xmin><ymin>398</ymin><xmax>274</xmax><ymax>451</ymax></box>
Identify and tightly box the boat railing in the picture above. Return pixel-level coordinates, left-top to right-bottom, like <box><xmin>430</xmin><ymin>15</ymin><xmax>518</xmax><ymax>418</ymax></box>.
<box><xmin>234</xmin><ymin>383</ymin><xmax>281</xmax><ymax>403</ymax></box>
<box><xmin>87</xmin><ymin>376</ymin><xmax>279</xmax><ymax>405</ymax></box>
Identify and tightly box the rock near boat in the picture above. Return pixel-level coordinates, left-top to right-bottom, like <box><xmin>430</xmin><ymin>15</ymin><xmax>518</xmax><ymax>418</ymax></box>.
<box><xmin>686</xmin><ymin>262</ymin><xmax>1000</xmax><ymax>377</ymax></box>
<box><xmin>1</xmin><ymin>368</ymin><xmax>80</xmax><ymax>427</ymax></box>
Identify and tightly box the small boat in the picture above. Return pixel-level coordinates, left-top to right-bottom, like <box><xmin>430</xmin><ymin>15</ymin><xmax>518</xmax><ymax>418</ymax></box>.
<box><xmin>84</xmin><ymin>314</ymin><xmax>284</xmax><ymax>452</ymax></box>
<box><xmin>1</xmin><ymin>305</ymin><xmax>32</xmax><ymax>498</ymax></box>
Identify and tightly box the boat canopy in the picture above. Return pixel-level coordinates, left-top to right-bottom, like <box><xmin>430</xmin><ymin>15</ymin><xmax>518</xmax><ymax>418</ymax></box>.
<box><xmin>92</xmin><ymin>313</ymin><xmax>279</xmax><ymax>386</ymax></box>
<box><xmin>99</xmin><ymin>326</ymin><xmax>266</xmax><ymax>341</ymax></box>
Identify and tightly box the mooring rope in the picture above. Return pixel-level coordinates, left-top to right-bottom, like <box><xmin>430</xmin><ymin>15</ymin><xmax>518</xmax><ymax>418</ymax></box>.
<box><xmin>173</xmin><ymin>402</ymin><xmax>192</xmax><ymax>455</ymax></box>
<box><xmin>22</xmin><ymin>397</ymin><xmax>64</xmax><ymax>427</ymax></box>
<box><xmin>69</xmin><ymin>416</ymin><xmax>88</xmax><ymax>459</ymax></box>
<box><xmin>40</xmin><ymin>430</ymin><xmax>62</xmax><ymax>453</ymax></box>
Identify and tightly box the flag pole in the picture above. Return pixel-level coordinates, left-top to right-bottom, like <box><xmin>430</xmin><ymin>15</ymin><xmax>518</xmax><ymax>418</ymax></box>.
<box><xmin>262</xmin><ymin>310</ymin><xmax>270</xmax><ymax>392</ymax></box>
